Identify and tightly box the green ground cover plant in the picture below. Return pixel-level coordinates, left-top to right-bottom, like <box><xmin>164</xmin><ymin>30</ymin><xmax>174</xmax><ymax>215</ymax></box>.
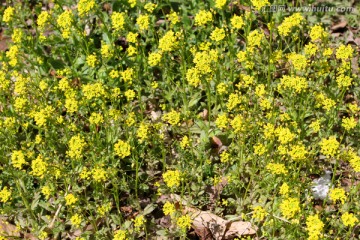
<box><xmin>0</xmin><ymin>0</ymin><xmax>360</xmax><ymax>239</ymax></box>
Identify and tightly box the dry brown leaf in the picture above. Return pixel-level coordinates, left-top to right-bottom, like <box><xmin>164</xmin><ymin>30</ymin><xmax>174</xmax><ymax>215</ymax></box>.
<box><xmin>331</xmin><ymin>21</ymin><xmax>347</xmax><ymax>32</ymax></box>
<box><xmin>183</xmin><ymin>206</ymin><xmax>257</xmax><ymax>239</ymax></box>
<box><xmin>0</xmin><ymin>218</ymin><xmax>36</xmax><ymax>240</ymax></box>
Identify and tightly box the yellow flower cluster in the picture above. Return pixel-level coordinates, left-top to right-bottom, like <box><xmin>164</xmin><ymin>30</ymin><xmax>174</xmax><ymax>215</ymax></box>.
<box><xmin>111</xmin><ymin>12</ymin><xmax>125</xmax><ymax>32</ymax></box>
<box><xmin>252</xmin><ymin>206</ymin><xmax>267</xmax><ymax>221</ymax></box>
<box><xmin>70</xmin><ymin>214</ymin><xmax>82</xmax><ymax>227</ymax></box>
<box><xmin>210</xmin><ymin>27</ymin><xmax>225</xmax><ymax>42</ymax></box>
<box><xmin>11</xmin><ymin>150</ymin><xmax>26</xmax><ymax>170</ymax></box>
<box><xmin>163</xmin><ymin>170</ymin><xmax>181</xmax><ymax>188</ymax></box>
<box><xmin>30</xmin><ymin>155</ymin><xmax>47</xmax><ymax>179</ymax></box>
<box><xmin>266</xmin><ymin>163</ymin><xmax>287</xmax><ymax>174</ymax></box>
<box><xmin>280</xmin><ymin>197</ymin><xmax>300</xmax><ymax>219</ymax></box>
<box><xmin>251</xmin><ymin>0</ymin><xmax>270</xmax><ymax>11</ymax></box>
<box><xmin>37</xmin><ymin>11</ymin><xmax>50</xmax><ymax>30</ymax></box>
<box><xmin>82</xmin><ymin>83</ymin><xmax>106</xmax><ymax>100</ymax></box>
<box><xmin>3</xmin><ymin>6</ymin><xmax>15</xmax><ymax>23</ymax></box>
<box><xmin>336</xmin><ymin>44</ymin><xmax>354</xmax><ymax>60</ymax></box>
<box><xmin>65</xmin><ymin>193</ymin><xmax>78</xmax><ymax>206</ymax></box>
<box><xmin>114</xmin><ymin>140</ymin><xmax>131</xmax><ymax>159</ymax></box>
<box><xmin>231</xmin><ymin>15</ymin><xmax>244</xmax><ymax>29</ymax></box>
<box><xmin>342</xmin><ymin>117</ymin><xmax>357</xmax><ymax>131</ymax></box>
<box><xmin>136</xmin><ymin>14</ymin><xmax>150</xmax><ymax>31</ymax></box>
<box><xmin>159</xmin><ymin>31</ymin><xmax>178</xmax><ymax>52</ymax></box>
<box><xmin>194</xmin><ymin>10</ymin><xmax>212</xmax><ymax>26</ymax></box>
<box><xmin>329</xmin><ymin>188</ymin><xmax>346</xmax><ymax>204</ymax></box>
<box><xmin>134</xmin><ymin>215</ymin><xmax>145</xmax><ymax>232</ymax></box>
<box><xmin>319</xmin><ymin>136</ymin><xmax>339</xmax><ymax>157</ymax></box>
<box><xmin>216</xmin><ymin>113</ymin><xmax>228</xmax><ymax>129</ymax></box>
<box><xmin>163</xmin><ymin>201</ymin><xmax>176</xmax><ymax>215</ymax></box>
<box><xmin>137</xmin><ymin>123</ymin><xmax>149</xmax><ymax>143</ymax></box>
<box><xmin>278</xmin><ymin>13</ymin><xmax>304</xmax><ymax>37</ymax></box>
<box><xmin>309</xmin><ymin>25</ymin><xmax>328</xmax><ymax>42</ymax></box>
<box><xmin>288</xmin><ymin>53</ymin><xmax>307</xmax><ymax>71</ymax></box>
<box><xmin>278</xmin><ymin>75</ymin><xmax>308</xmax><ymax>93</ymax></box>
<box><xmin>306</xmin><ymin>215</ymin><xmax>324</xmax><ymax>240</ymax></box>
<box><xmin>341</xmin><ymin>212</ymin><xmax>358</xmax><ymax>227</ymax></box>
<box><xmin>67</xmin><ymin>134</ymin><xmax>87</xmax><ymax>160</ymax></box>
<box><xmin>162</xmin><ymin>110</ymin><xmax>180</xmax><ymax>126</ymax></box>
<box><xmin>78</xmin><ymin>0</ymin><xmax>96</xmax><ymax>17</ymax></box>
<box><xmin>0</xmin><ymin>186</ymin><xmax>12</xmax><ymax>203</ymax></box>
<box><xmin>177</xmin><ymin>215</ymin><xmax>192</xmax><ymax>230</ymax></box>
<box><xmin>89</xmin><ymin>112</ymin><xmax>104</xmax><ymax>125</ymax></box>
<box><xmin>57</xmin><ymin>10</ymin><xmax>73</xmax><ymax>39</ymax></box>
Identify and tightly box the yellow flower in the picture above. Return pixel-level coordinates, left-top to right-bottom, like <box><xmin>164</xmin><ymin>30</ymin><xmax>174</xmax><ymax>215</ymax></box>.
<box><xmin>120</xmin><ymin>68</ymin><xmax>134</xmax><ymax>83</ymax></box>
<box><xmin>137</xmin><ymin>123</ymin><xmax>149</xmax><ymax>143</ymax></box>
<box><xmin>163</xmin><ymin>201</ymin><xmax>176</xmax><ymax>215</ymax></box>
<box><xmin>65</xmin><ymin>193</ymin><xmax>78</xmax><ymax>206</ymax></box>
<box><xmin>310</xmin><ymin>120</ymin><xmax>321</xmax><ymax>133</ymax></box>
<box><xmin>215</xmin><ymin>113</ymin><xmax>228</xmax><ymax>130</ymax></box>
<box><xmin>41</xmin><ymin>186</ymin><xmax>51</xmax><ymax>199</ymax></box>
<box><xmin>275</xmin><ymin>127</ymin><xmax>295</xmax><ymax>144</ymax></box>
<box><xmin>278</xmin><ymin>13</ymin><xmax>304</xmax><ymax>37</ymax></box>
<box><xmin>11</xmin><ymin>29</ymin><xmax>23</xmax><ymax>43</ymax></box>
<box><xmin>114</xmin><ymin>140</ymin><xmax>131</xmax><ymax>158</ymax></box>
<box><xmin>309</xmin><ymin>25</ymin><xmax>328</xmax><ymax>42</ymax></box>
<box><xmin>86</xmin><ymin>54</ymin><xmax>97</xmax><ymax>68</ymax></box>
<box><xmin>210</xmin><ymin>27</ymin><xmax>226</xmax><ymax>42</ymax></box>
<box><xmin>230</xmin><ymin>115</ymin><xmax>244</xmax><ymax>133</ymax></box>
<box><xmin>336</xmin><ymin>44</ymin><xmax>353</xmax><ymax>60</ymax></box>
<box><xmin>128</xmin><ymin>0</ymin><xmax>136</xmax><ymax>8</ymax></box>
<box><xmin>111</xmin><ymin>12</ymin><xmax>125</xmax><ymax>31</ymax></box>
<box><xmin>11</xmin><ymin>150</ymin><xmax>26</xmax><ymax>170</ymax></box>
<box><xmin>126</xmin><ymin>32</ymin><xmax>138</xmax><ymax>43</ymax></box>
<box><xmin>252</xmin><ymin>206</ymin><xmax>267</xmax><ymax>221</ymax></box>
<box><xmin>280</xmin><ymin>198</ymin><xmax>300</xmax><ymax>219</ymax></box>
<box><xmin>101</xmin><ymin>43</ymin><xmax>113</xmax><ymax>58</ymax></box>
<box><xmin>220</xmin><ymin>151</ymin><xmax>231</xmax><ymax>163</ymax></box>
<box><xmin>163</xmin><ymin>170</ymin><xmax>181</xmax><ymax>188</ymax></box>
<box><xmin>148</xmin><ymin>52</ymin><xmax>162</xmax><ymax>66</ymax></box>
<box><xmin>3</xmin><ymin>6</ymin><xmax>15</xmax><ymax>23</ymax></box>
<box><xmin>289</xmin><ymin>144</ymin><xmax>308</xmax><ymax>161</ymax></box>
<box><xmin>167</xmin><ymin>12</ymin><xmax>179</xmax><ymax>25</ymax></box>
<box><xmin>319</xmin><ymin>136</ymin><xmax>339</xmax><ymax>157</ymax></box>
<box><xmin>306</xmin><ymin>215</ymin><xmax>324</xmax><ymax>240</ymax></box>
<box><xmin>288</xmin><ymin>53</ymin><xmax>307</xmax><ymax>71</ymax></box>
<box><xmin>136</xmin><ymin>14</ymin><xmax>150</xmax><ymax>31</ymax></box>
<box><xmin>279</xmin><ymin>183</ymin><xmax>289</xmax><ymax>196</ymax></box>
<box><xmin>0</xmin><ymin>186</ymin><xmax>12</xmax><ymax>203</ymax></box>
<box><xmin>215</xmin><ymin>0</ymin><xmax>226</xmax><ymax>9</ymax></box>
<box><xmin>251</xmin><ymin>0</ymin><xmax>270</xmax><ymax>11</ymax></box>
<box><xmin>124</xmin><ymin>89</ymin><xmax>136</xmax><ymax>101</ymax></box>
<box><xmin>341</xmin><ymin>212</ymin><xmax>358</xmax><ymax>227</ymax></box>
<box><xmin>127</xmin><ymin>45</ymin><xmax>137</xmax><ymax>56</ymax></box>
<box><xmin>134</xmin><ymin>215</ymin><xmax>145</xmax><ymax>232</ymax></box>
<box><xmin>30</xmin><ymin>155</ymin><xmax>47</xmax><ymax>179</ymax></box>
<box><xmin>177</xmin><ymin>215</ymin><xmax>192</xmax><ymax>230</ymax></box>
<box><xmin>78</xmin><ymin>0</ymin><xmax>96</xmax><ymax>16</ymax></box>
<box><xmin>162</xmin><ymin>110</ymin><xmax>181</xmax><ymax>126</ymax></box>
<box><xmin>57</xmin><ymin>10</ymin><xmax>73</xmax><ymax>39</ymax></box>
<box><xmin>194</xmin><ymin>10</ymin><xmax>212</xmax><ymax>26</ymax></box>
<box><xmin>329</xmin><ymin>188</ymin><xmax>346</xmax><ymax>204</ymax></box>
<box><xmin>89</xmin><ymin>112</ymin><xmax>104</xmax><ymax>125</ymax></box>
<box><xmin>159</xmin><ymin>31</ymin><xmax>178</xmax><ymax>51</ymax></box>
<box><xmin>144</xmin><ymin>3</ymin><xmax>157</xmax><ymax>13</ymax></box>
<box><xmin>113</xmin><ymin>230</ymin><xmax>127</xmax><ymax>240</ymax></box>
<box><xmin>92</xmin><ymin>167</ymin><xmax>107</xmax><ymax>182</ymax></box>
<box><xmin>186</xmin><ymin>67</ymin><xmax>201</xmax><ymax>87</ymax></box>
<box><xmin>37</xmin><ymin>11</ymin><xmax>50</xmax><ymax>29</ymax></box>
<box><xmin>180</xmin><ymin>136</ymin><xmax>190</xmax><ymax>149</ymax></box>
<box><xmin>342</xmin><ymin>117</ymin><xmax>357</xmax><ymax>131</ymax></box>
<box><xmin>70</xmin><ymin>214</ymin><xmax>82</xmax><ymax>227</ymax></box>
<box><xmin>266</xmin><ymin>163</ymin><xmax>287</xmax><ymax>175</ymax></box>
